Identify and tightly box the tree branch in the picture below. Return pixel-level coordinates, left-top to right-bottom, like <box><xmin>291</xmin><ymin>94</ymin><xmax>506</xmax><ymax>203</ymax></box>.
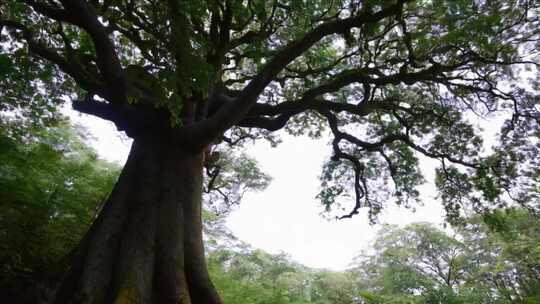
<box><xmin>59</xmin><ymin>0</ymin><xmax>127</xmax><ymax>102</ymax></box>
<box><xmin>72</xmin><ymin>94</ymin><xmax>119</xmax><ymax>122</ymax></box>
<box><xmin>239</xmin><ymin>1</ymin><xmax>409</xmax><ymax>102</ymax></box>
<box><xmin>184</xmin><ymin>1</ymin><xmax>411</xmax><ymax>149</ymax></box>
<box><xmin>23</xmin><ymin>0</ymin><xmax>71</xmax><ymax>22</ymax></box>
<box><xmin>0</xmin><ymin>19</ymin><xmax>101</xmax><ymax>92</ymax></box>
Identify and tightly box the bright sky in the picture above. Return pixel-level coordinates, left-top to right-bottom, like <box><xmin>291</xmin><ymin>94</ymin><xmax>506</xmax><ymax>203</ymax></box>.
<box><xmin>68</xmin><ymin>108</ymin><xmax>448</xmax><ymax>271</ymax></box>
<box><xmin>227</xmin><ymin>135</ymin><xmax>446</xmax><ymax>270</ymax></box>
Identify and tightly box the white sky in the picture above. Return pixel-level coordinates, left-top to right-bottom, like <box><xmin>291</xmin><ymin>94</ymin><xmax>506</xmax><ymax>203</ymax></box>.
<box><xmin>227</xmin><ymin>137</ymin><xmax>446</xmax><ymax>270</ymax></box>
<box><xmin>68</xmin><ymin>108</ymin><xmax>448</xmax><ymax>271</ymax></box>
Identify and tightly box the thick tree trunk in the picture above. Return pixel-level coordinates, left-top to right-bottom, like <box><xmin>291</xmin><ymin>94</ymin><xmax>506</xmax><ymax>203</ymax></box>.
<box><xmin>51</xmin><ymin>136</ymin><xmax>222</xmax><ymax>304</ymax></box>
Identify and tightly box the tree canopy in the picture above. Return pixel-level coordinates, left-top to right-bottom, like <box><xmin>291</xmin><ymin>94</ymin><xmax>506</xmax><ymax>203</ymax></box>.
<box><xmin>1</xmin><ymin>0</ymin><xmax>539</xmax><ymax>223</ymax></box>
<box><xmin>351</xmin><ymin>211</ymin><xmax>540</xmax><ymax>303</ymax></box>
<box><xmin>0</xmin><ymin>118</ymin><xmax>120</xmax><ymax>301</ymax></box>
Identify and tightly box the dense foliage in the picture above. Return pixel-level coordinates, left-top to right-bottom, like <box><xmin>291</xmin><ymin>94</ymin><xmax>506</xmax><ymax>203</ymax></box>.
<box><xmin>352</xmin><ymin>215</ymin><xmax>540</xmax><ymax>303</ymax></box>
<box><xmin>1</xmin><ymin>0</ymin><xmax>539</xmax><ymax>223</ymax></box>
<box><xmin>208</xmin><ymin>210</ymin><xmax>540</xmax><ymax>304</ymax></box>
<box><xmin>0</xmin><ymin>119</ymin><xmax>119</xmax><ymax>301</ymax></box>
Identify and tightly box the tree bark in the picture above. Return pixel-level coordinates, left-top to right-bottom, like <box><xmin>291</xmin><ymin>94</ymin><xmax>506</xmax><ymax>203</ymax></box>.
<box><xmin>50</xmin><ymin>135</ymin><xmax>222</xmax><ymax>304</ymax></box>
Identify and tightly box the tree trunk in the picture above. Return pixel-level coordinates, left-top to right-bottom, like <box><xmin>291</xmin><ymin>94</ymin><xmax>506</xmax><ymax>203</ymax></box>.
<box><xmin>50</xmin><ymin>135</ymin><xmax>222</xmax><ymax>304</ymax></box>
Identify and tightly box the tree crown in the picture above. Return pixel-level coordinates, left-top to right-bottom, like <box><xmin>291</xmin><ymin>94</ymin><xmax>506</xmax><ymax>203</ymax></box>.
<box><xmin>1</xmin><ymin>0</ymin><xmax>539</xmax><ymax>221</ymax></box>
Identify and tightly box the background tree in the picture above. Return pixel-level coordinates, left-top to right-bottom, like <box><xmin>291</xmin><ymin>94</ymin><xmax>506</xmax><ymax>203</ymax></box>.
<box><xmin>206</xmin><ymin>225</ymin><xmax>357</xmax><ymax>304</ymax></box>
<box><xmin>458</xmin><ymin>209</ymin><xmax>540</xmax><ymax>303</ymax></box>
<box><xmin>0</xmin><ymin>118</ymin><xmax>120</xmax><ymax>303</ymax></box>
<box><xmin>352</xmin><ymin>223</ymin><xmax>470</xmax><ymax>303</ymax></box>
<box><xmin>1</xmin><ymin>0</ymin><xmax>539</xmax><ymax>303</ymax></box>
<box><xmin>351</xmin><ymin>213</ymin><xmax>540</xmax><ymax>304</ymax></box>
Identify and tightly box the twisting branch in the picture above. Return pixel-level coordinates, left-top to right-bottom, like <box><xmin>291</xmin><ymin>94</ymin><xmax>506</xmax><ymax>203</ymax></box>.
<box><xmin>185</xmin><ymin>1</ymin><xmax>411</xmax><ymax>149</ymax></box>
<box><xmin>58</xmin><ymin>0</ymin><xmax>127</xmax><ymax>102</ymax></box>
<box><xmin>225</xmin><ymin>54</ymin><xmax>464</xmax><ymax>131</ymax></box>
<box><xmin>319</xmin><ymin>109</ymin><xmax>368</xmax><ymax>219</ymax></box>
<box><xmin>401</xmin><ymin>137</ymin><xmax>480</xmax><ymax>169</ymax></box>
<box><xmin>0</xmin><ymin>20</ymin><xmax>101</xmax><ymax>92</ymax></box>
<box><xmin>317</xmin><ymin>100</ymin><xmax>484</xmax><ymax>219</ymax></box>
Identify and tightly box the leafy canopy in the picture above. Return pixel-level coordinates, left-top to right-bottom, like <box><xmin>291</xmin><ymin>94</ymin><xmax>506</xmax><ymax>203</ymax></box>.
<box><xmin>1</xmin><ymin>0</ymin><xmax>539</xmax><ymax>221</ymax></box>
<box><xmin>0</xmin><ymin>118</ymin><xmax>120</xmax><ymax>294</ymax></box>
<box><xmin>352</xmin><ymin>212</ymin><xmax>540</xmax><ymax>303</ymax></box>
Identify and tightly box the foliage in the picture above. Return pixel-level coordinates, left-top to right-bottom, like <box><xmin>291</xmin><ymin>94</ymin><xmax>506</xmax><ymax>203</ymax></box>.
<box><xmin>351</xmin><ymin>211</ymin><xmax>540</xmax><ymax>304</ymax></box>
<box><xmin>459</xmin><ymin>209</ymin><xmax>540</xmax><ymax>303</ymax></box>
<box><xmin>207</xmin><ymin>207</ymin><xmax>540</xmax><ymax>304</ymax></box>
<box><xmin>1</xmin><ymin>0</ymin><xmax>539</xmax><ymax>224</ymax></box>
<box><xmin>208</xmin><ymin>247</ymin><xmax>357</xmax><ymax>304</ymax></box>
<box><xmin>0</xmin><ymin>118</ymin><xmax>120</xmax><ymax>299</ymax></box>
<box><xmin>205</xmin><ymin>206</ymin><xmax>358</xmax><ymax>304</ymax></box>
<box><xmin>203</xmin><ymin>148</ymin><xmax>272</xmax><ymax>214</ymax></box>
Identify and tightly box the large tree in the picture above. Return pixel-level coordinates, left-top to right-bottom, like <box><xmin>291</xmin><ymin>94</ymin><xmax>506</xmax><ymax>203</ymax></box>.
<box><xmin>1</xmin><ymin>0</ymin><xmax>539</xmax><ymax>303</ymax></box>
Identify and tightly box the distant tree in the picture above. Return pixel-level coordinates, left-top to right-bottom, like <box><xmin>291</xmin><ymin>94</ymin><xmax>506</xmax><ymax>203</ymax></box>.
<box><xmin>352</xmin><ymin>223</ymin><xmax>470</xmax><ymax>302</ymax></box>
<box><xmin>208</xmin><ymin>246</ymin><xmax>309</xmax><ymax>304</ymax></box>
<box><xmin>459</xmin><ymin>209</ymin><xmax>540</xmax><ymax>303</ymax></box>
<box><xmin>308</xmin><ymin>270</ymin><xmax>357</xmax><ymax>304</ymax></box>
<box><xmin>352</xmin><ymin>213</ymin><xmax>540</xmax><ymax>304</ymax></box>
<box><xmin>1</xmin><ymin>0</ymin><xmax>539</xmax><ymax>302</ymax></box>
<box><xmin>0</xmin><ymin>118</ymin><xmax>119</xmax><ymax>302</ymax></box>
<box><xmin>208</xmin><ymin>245</ymin><xmax>357</xmax><ymax>304</ymax></box>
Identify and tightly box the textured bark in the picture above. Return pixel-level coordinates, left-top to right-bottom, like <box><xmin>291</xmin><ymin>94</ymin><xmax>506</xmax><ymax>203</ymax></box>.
<box><xmin>51</xmin><ymin>136</ymin><xmax>222</xmax><ymax>304</ymax></box>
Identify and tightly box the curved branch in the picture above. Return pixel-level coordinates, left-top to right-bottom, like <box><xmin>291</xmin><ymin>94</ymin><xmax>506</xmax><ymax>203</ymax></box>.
<box><xmin>227</xmin><ymin>57</ymin><xmax>460</xmax><ymax>131</ymax></box>
<box><xmin>59</xmin><ymin>0</ymin><xmax>127</xmax><ymax>101</ymax></box>
<box><xmin>320</xmin><ymin>109</ymin><xmax>367</xmax><ymax>219</ymax></box>
<box><xmin>185</xmin><ymin>1</ymin><xmax>410</xmax><ymax>149</ymax></box>
<box><xmin>318</xmin><ymin>104</ymin><xmax>482</xmax><ymax>219</ymax></box>
<box><xmin>0</xmin><ymin>20</ymin><xmax>101</xmax><ymax>92</ymax></box>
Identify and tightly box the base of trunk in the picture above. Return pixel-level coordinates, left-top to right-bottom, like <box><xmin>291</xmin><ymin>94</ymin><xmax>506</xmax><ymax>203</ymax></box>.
<box><xmin>50</xmin><ymin>139</ymin><xmax>222</xmax><ymax>304</ymax></box>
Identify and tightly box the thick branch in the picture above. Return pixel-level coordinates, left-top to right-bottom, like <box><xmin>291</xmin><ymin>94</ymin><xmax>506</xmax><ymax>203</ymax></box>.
<box><xmin>24</xmin><ymin>0</ymin><xmax>71</xmax><ymax>22</ymax></box>
<box><xmin>72</xmin><ymin>95</ymin><xmax>119</xmax><ymax>122</ymax></box>
<box><xmin>59</xmin><ymin>0</ymin><xmax>126</xmax><ymax>101</ymax></box>
<box><xmin>0</xmin><ymin>20</ymin><xmax>101</xmax><ymax>91</ymax></box>
<box><xmin>219</xmin><ymin>58</ymin><xmax>456</xmax><ymax>132</ymax></box>
<box><xmin>236</xmin><ymin>114</ymin><xmax>292</xmax><ymax>131</ymax></box>
<box><xmin>185</xmin><ymin>1</ymin><xmax>410</xmax><ymax>149</ymax></box>
<box><xmin>239</xmin><ymin>1</ymin><xmax>409</xmax><ymax>102</ymax></box>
